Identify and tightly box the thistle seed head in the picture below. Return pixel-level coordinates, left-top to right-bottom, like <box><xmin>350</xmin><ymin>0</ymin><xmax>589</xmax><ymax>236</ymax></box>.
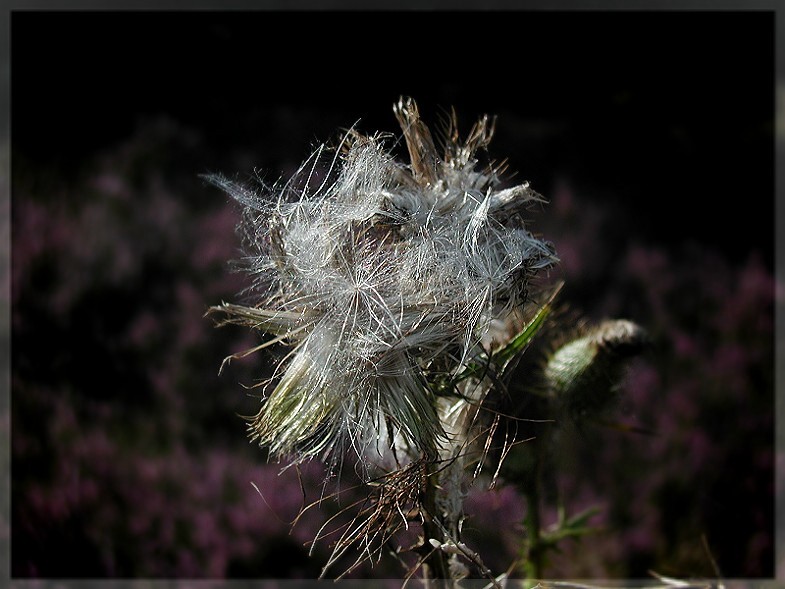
<box><xmin>207</xmin><ymin>97</ymin><xmax>557</xmax><ymax>473</ymax></box>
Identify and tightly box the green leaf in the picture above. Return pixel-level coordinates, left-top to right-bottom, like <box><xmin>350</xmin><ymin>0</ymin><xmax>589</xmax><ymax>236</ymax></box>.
<box><xmin>540</xmin><ymin>505</ymin><xmax>602</xmax><ymax>547</ymax></box>
<box><xmin>449</xmin><ymin>283</ymin><xmax>562</xmax><ymax>389</ymax></box>
<box><xmin>495</xmin><ymin>299</ymin><xmax>553</xmax><ymax>374</ymax></box>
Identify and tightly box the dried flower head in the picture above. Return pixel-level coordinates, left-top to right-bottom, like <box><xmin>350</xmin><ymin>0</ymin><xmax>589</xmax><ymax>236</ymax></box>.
<box><xmin>207</xmin><ymin>97</ymin><xmax>556</xmax><ymax>474</ymax></box>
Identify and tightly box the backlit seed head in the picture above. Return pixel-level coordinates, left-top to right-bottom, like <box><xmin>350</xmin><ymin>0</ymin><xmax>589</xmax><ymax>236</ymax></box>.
<box><xmin>207</xmin><ymin>97</ymin><xmax>557</xmax><ymax>474</ymax></box>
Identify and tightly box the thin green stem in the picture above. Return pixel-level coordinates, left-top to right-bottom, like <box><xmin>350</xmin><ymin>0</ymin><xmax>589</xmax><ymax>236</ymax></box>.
<box><xmin>520</xmin><ymin>435</ymin><xmax>546</xmax><ymax>582</ymax></box>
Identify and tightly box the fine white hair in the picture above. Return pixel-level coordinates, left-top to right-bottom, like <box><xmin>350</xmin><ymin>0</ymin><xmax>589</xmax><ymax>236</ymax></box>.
<box><xmin>206</xmin><ymin>97</ymin><xmax>557</xmax><ymax>475</ymax></box>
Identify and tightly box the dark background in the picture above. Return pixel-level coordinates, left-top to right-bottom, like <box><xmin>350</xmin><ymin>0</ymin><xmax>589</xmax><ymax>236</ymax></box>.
<box><xmin>12</xmin><ymin>10</ymin><xmax>774</xmax><ymax>266</ymax></box>
<box><xmin>10</xmin><ymin>9</ymin><xmax>777</xmax><ymax>580</ymax></box>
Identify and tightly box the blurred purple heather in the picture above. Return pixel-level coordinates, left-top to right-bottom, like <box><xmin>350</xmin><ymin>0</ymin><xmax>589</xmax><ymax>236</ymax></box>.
<box><xmin>10</xmin><ymin>113</ymin><xmax>776</xmax><ymax>579</ymax></box>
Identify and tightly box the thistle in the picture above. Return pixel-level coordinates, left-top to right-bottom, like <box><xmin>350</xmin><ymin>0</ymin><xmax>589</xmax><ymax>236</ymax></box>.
<box><xmin>545</xmin><ymin>318</ymin><xmax>650</xmax><ymax>423</ymax></box>
<box><xmin>207</xmin><ymin>98</ymin><xmax>555</xmax><ymax>470</ymax></box>
<box><xmin>207</xmin><ymin>97</ymin><xmax>558</xmax><ymax>581</ymax></box>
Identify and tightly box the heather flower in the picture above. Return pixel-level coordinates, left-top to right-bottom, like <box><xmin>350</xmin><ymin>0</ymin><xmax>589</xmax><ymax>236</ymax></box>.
<box><xmin>207</xmin><ymin>98</ymin><xmax>556</xmax><ymax>476</ymax></box>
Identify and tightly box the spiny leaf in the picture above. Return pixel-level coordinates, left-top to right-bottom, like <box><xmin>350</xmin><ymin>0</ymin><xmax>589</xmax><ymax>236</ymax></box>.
<box><xmin>450</xmin><ymin>282</ymin><xmax>562</xmax><ymax>388</ymax></box>
<box><xmin>494</xmin><ymin>285</ymin><xmax>561</xmax><ymax>375</ymax></box>
<box><xmin>540</xmin><ymin>505</ymin><xmax>603</xmax><ymax>548</ymax></box>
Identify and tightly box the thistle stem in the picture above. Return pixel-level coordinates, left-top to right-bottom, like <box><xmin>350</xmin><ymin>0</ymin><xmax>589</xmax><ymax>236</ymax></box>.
<box><xmin>521</xmin><ymin>436</ymin><xmax>545</xmax><ymax>582</ymax></box>
<box><xmin>421</xmin><ymin>462</ymin><xmax>453</xmax><ymax>589</ymax></box>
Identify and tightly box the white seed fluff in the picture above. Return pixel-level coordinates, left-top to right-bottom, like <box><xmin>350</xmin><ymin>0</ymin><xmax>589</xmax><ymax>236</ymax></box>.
<box><xmin>207</xmin><ymin>97</ymin><xmax>557</xmax><ymax>473</ymax></box>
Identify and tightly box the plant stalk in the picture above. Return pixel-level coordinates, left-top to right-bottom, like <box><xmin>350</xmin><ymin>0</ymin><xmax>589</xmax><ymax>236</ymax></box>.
<box><xmin>421</xmin><ymin>461</ymin><xmax>454</xmax><ymax>589</ymax></box>
<box><xmin>521</xmin><ymin>435</ymin><xmax>545</xmax><ymax>581</ymax></box>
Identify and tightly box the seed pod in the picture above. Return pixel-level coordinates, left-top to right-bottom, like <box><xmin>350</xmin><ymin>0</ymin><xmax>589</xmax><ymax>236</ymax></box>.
<box><xmin>544</xmin><ymin>319</ymin><xmax>649</xmax><ymax>422</ymax></box>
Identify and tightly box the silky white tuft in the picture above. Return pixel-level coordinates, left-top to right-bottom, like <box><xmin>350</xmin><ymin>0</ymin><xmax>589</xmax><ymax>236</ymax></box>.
<box><xmin>206</xmin><ymin>97</ymin><xmax>557</xmax><ymax>474</ymax></box>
